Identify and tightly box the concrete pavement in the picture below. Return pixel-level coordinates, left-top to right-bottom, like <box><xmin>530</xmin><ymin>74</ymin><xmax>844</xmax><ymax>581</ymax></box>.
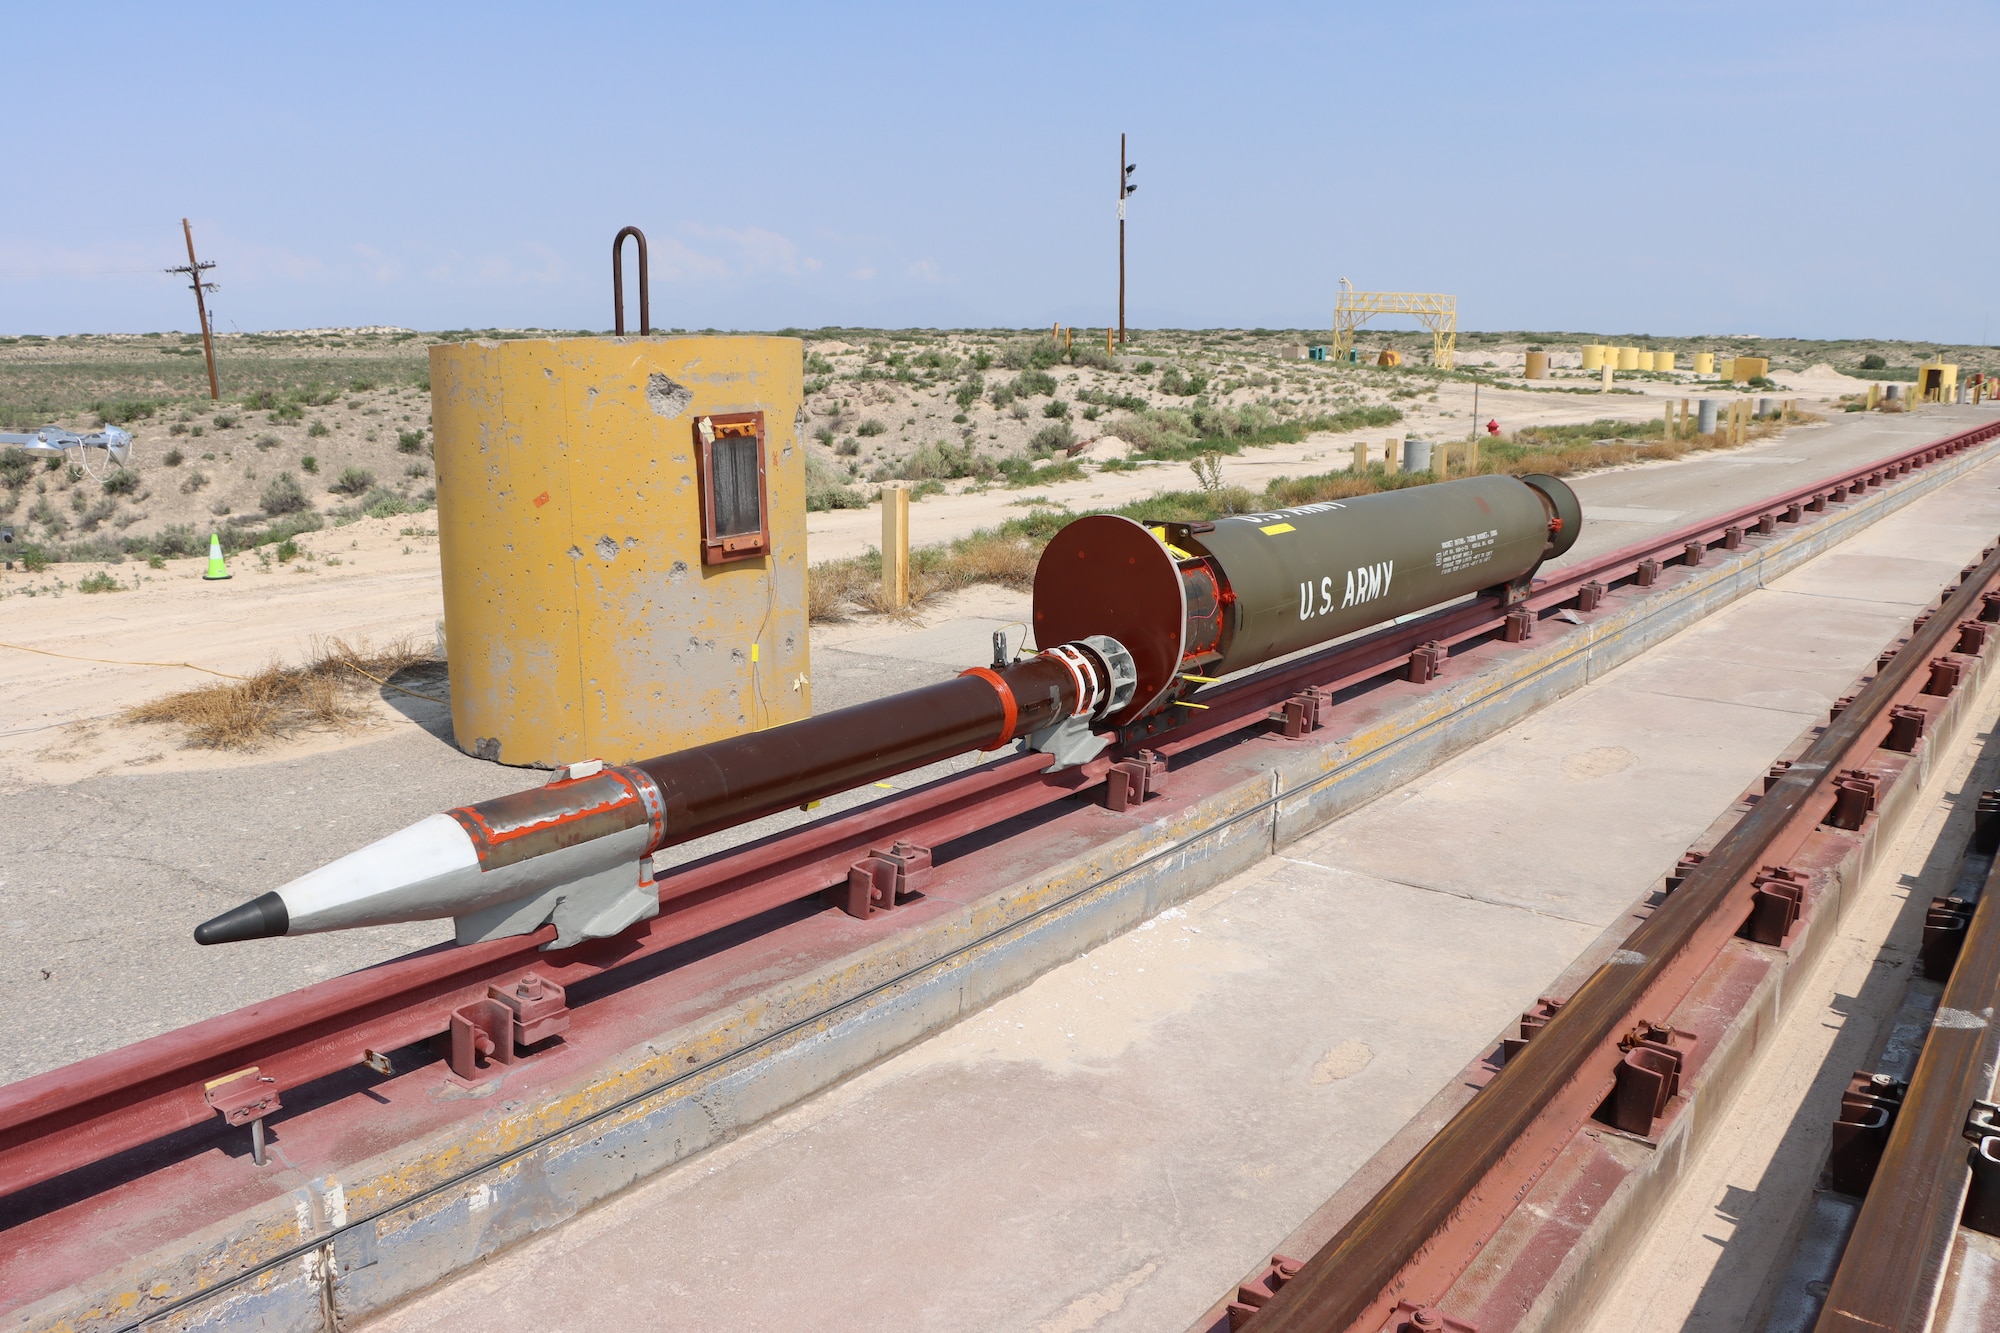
<box><xmin>355</xmin><ymin>425</ymin><xmax>2000</xmax><ymax>1332</ymax></box>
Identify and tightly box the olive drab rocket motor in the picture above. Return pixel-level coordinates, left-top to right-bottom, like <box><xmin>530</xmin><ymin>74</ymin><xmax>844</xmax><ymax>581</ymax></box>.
<box><xmin>195</xmin><ymin>473</ymin><xmax>1580</xmax><ymax>950</ymax></box>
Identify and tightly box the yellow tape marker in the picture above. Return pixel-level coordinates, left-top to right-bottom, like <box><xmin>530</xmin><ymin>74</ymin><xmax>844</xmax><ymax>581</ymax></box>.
<box><xmin>751</xmin><ymin>643</ymin><xmax>760</xmax><ymax>662</ymax></box>
<box><xmin>1260</xmin><ymin>522</ymin><xmax>1295</xmax><ymax>535</ymax></box>
<box><xmin>1173</xmin><ymin>700</ymin><xmax>1211</xmax><ymax>710</ymax></box>
<box><xmin>1181</xmin><ymin>674</ymin><xmax>1220</xmax><ymax>683</ymax></box>
<box><xmin>875</xmin><ymin>781</ymin><xmax>895</xmax><ymax>789</ymax></box>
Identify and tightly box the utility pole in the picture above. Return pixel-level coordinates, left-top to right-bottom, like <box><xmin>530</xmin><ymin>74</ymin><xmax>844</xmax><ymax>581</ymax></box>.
<box><xmin>1119</xmin><ymin>134</ymin><xmax>1137</xmax><ymax>346</ymax></box>
<box><xmin>166</xmin><ymin>219</ymin><xmax>220</xmax><ymax>400</ymax></box>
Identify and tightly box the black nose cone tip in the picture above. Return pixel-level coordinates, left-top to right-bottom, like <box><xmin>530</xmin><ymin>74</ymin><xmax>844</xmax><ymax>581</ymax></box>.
<box><xmin>194</xmin><ymin>892</ymin><xmax>290</xmax><ymax>945</ymax></box>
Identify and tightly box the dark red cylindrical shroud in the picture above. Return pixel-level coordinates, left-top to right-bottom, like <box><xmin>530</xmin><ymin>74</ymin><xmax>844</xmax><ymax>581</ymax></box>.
<box><xmin>631</xmin><ymin>655</ymin><xmax>1080</xmax><ymax>849</ymax></box>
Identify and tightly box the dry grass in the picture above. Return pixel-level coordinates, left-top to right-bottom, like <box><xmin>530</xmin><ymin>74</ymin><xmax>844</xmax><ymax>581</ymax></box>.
<box><xmin>808</xmin><ymin>530</ymin><xmax>1039</xmax><ymax>624</ymax></box>
<box><xmin>123</xmin><ymin>635</ymin><xmax>439</xmax><ymax>749</ymax></box>
<box><xmin>1265</xmin><ymin>414</ymin><xmax>1819</xmax><ymax>509</ymax></box>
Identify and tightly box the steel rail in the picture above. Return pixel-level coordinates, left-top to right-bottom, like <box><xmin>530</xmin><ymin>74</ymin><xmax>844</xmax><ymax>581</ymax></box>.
<box><xmin>2</xmin><ymin>420</ymin><xmax>1996</xmax><ymax>1203</ymax></box>
<box><xmin>1812</xmin><ymin>825</ymin><xmax>2000</xmax><ymax>1327</ymax></box>
<box><xmin>1248</xmin><ymin>486</ymin><xmax>2000</xmax><ymax>1330</ymax></box>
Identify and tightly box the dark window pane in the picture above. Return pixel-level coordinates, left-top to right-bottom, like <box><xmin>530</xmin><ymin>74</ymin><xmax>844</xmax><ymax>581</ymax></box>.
<box><xmin>712</xmin><ymin>436</ymin><xmax>762</xmax><ymax>538</ymax></box>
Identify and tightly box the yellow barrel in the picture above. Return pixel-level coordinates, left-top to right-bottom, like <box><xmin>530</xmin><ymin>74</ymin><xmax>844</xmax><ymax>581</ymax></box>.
<box><xmin>430</xmin><ymin>336</ymin><xmax>810</xmax><ymax>767</ymax></box>
<box><xmin>1616</xmin><ymin>346</ymin><xmax>1640</xmax><ymax>371</ymax></box>
<box><xmin>1652</xmin><ymin>350</ymin><xmax>1675</xmax><ymax>372</ymax></box>
<box><xmin>1523</xmin><ymin>351</ymin><xmax>1549</xmax><ymax>379</ymax></box>
<box><xmin>1581</xmin><ymin>344</ymin><xmax>1605</xmax><ymax>371</ymax></box>
<box><xmin>1694</xmin><ymin>352</ymin><xmax>1715</xmax><ymax>374</ymax></box>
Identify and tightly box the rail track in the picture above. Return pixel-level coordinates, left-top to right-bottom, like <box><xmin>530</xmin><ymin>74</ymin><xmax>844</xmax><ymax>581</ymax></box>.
<box><xmin>5</xmin><ymin>417</ymin><xmax>2000</xmax><ymax>1330</ymax></box>
<box><xmin>1208</xmin><ymin>417</ymin><xmax>2000</xmax><ymax>1331</ymax></box>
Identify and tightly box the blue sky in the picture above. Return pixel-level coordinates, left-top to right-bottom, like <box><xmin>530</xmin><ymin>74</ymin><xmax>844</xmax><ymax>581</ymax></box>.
<box><xmin>4</xmin><ymin>2</ymin><xmax>1996</xmax><ymax>341</ymax></box>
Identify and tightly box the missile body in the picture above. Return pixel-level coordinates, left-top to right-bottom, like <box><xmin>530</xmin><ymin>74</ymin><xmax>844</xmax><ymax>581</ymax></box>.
<box><xmin>195</xmin><ymin>647</ymin><xmax>1131</xmax><ymax>948</ymax></box>
<box><xmin>198</xmin><ymin>473</ymin><xmax>1580</xmax><ymax>951</ymax></box>
<box><xmin>1034</xmin><ymin>472</ymin><xmax>1580</xmax><ymax>723</ymax></box>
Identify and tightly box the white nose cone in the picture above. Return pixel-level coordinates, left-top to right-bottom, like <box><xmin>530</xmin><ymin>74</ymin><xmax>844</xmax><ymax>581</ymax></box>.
<box><xmin>279</xmin><ymin>813</ymin><xmax>483</xmax><ymax>934</ymax></box>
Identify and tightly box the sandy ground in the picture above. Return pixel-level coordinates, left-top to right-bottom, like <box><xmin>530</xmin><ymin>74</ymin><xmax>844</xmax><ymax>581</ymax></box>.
<box><xmin>805</xmin><ymin>367</ymin><xmax>1869</xmax><ymax>560</ymax></box>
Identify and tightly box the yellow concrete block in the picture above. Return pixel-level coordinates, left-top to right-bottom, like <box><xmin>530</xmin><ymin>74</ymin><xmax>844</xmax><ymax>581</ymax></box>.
<box><xmin>430</xmin><ymin>335</ymin><xmax>809</xmax><ymax>766</ymax></box>
<box><xmin>1729</xmin><ymin>356</ymin><xmax>1768</xmax><ymax>381</ymax></box>
<box><xmin>1919</xmin><ymin>359</ymin><xmax>1958</xmax><ymax>402</ymax></box>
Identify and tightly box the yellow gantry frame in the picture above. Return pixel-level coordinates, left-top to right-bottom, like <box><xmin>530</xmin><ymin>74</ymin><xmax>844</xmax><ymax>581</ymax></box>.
<box><xmin>1331</xmin><ymin>279</ymin><xmax>1458</xmax><ymax>370</ymax></box>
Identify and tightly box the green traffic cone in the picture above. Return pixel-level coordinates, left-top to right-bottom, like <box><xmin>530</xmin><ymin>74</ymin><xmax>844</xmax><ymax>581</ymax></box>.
<box><xmin>202</xmin><ymin>532</ymin><xmax>231</xmax><ymax>581</ymax></box>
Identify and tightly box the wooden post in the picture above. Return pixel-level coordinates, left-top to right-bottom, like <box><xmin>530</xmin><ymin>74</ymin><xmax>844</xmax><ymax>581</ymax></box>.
<box><xmin>1352</xmin><ymin>441</ymin><xmax>1369</xmax><ymax>473</ymax></box>
<box><xmin>1681</xmin><ymin>397</ymin><xmax>1690</xmax><ymax>437</ymax></box>
<box><xmin>1467</xmin><ymin>438</ymin><xmax>1479</xmax><ymax>472</ymax></box>
<box><xmin>1384</xmin><ymin>439</ymin><xmax>1401</xmax><ymax>475</ymax></box>
<box><xmin>1435</xmin><ymin>442</ymin><xmax>1449</xmax><ymax>480</ymax></box>
<box><xmin>1600</xmin><ymin>362</ymin><xmax>1613</xmax><ymax>392</ymax></box>
<box><xmin>881</xmin><ymin>483</ymin><xmax>910</xmax><ymax>609</ymax></box>
<box><xmin>1663</xmin><ymin>400</ymin><xmax>1675</xmax><ymax>440</ymax></box>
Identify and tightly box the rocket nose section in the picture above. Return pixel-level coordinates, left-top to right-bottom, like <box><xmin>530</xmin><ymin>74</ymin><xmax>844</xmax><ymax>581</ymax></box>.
<box><xmin>194</xmin><ymin>891</ymin><xmax>291</xmax><ymax>945</ymax></box>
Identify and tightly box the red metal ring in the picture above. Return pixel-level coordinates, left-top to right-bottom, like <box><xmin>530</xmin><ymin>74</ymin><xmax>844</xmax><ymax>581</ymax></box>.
<box><xmin>958</xmin><ymin>667</ymin><xmax>1019</xmax><ymax>749</ymax></box>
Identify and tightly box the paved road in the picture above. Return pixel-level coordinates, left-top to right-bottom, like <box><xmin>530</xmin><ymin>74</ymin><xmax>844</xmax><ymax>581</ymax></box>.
<box><xmin>0</xmin><ymin>407</ymin><xmax>1990</xmax><ymax>1083</ymax></box>
<box><xmin>356</xmin><ymin>418</ymin><xmax>2000</xmax><ymax>1332</ymax></box>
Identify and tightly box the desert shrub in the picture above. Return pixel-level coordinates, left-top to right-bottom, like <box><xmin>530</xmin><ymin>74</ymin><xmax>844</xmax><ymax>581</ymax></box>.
<box><xmin>269</xmin><ymin>401</ymin><xmax>304</xmax><ymax>424</ymax></box>
<box><xmin>954</xmin><ymin>374</ymin><xmax>985</xmax><ymax>410</ymax></box>
<box><xmin>999</xmin><ymin>340</ymin><xmax>1062</xmax><ymax>371</ymax></box>
<box><xmin>212</xmin><ymin>413</ymin><xmax>238</xmax><ymax>428</ymax></box>
<box><xmin>255</xmin><ymin>433</ymin><xmax>280</xmax><ymax>450</ymax></box>
<box><xmin>92</xmin><ymin>400</ymin><xmax>159</xmax><ymax>425</ymax></box>
<box><xmin>1027</xmin><ymin>422</ymin><xmax>1076</xmax><ymax>454</ymax></box>
<box><xmin>330</xmin><ymin>465</ymin><xmax>375</xmax><ymax>496</ymax></box>
<box><xmin>262</xmin><ymin>471</ymin><xmax>309</xmax><ymax>514</ymax></box>
<box><xmin>1042</xmin><ymin>399</ymin><xmax>1070</xmax><ymax>420</ymax></box>
<box><xmin>899</xmin><ymin>440</ymin><xmax>995</xmax><ymax>481</ymax></box>
<box><xmin>180</xmin><ymin>470</ymin><xmax>209</xmax><ymax>494</ymax></box>
<box><xmin>1158</xmin><ymin>365</ymin><xmax>1207</xmax><ymax>396</ymax></box>
<box><xmin>805</xmin><ymin>453</ymin><xmax>865</xmax><ymax>511</ymax></box>
<box><xmin>301</xmin><ymin>455</ymin><xmax>318</xmax><ymax>473</ymax></box>
<box><xmin>1068</xmin><ymin>344</ymin><xmax>1114</xmax><ymax>371</ymax></box>
<box><xmin>244</xmin><ymin>389</ymin><xmax>280</xmax><ymax>411</ymax></box>
<box><xmin>307</xmin><ymin>421</ymin><xmax>330</xmax><ymax>438</ymax></box>
<box><xmin>77</xmin><ymin>571</ymin><xmax>119</xmax><ymax>594</ymax></box>
<box><xmin>396</xmin><ymin>430</ymin><xmax>425</xmax><ymax>453</ymax></box>
<box><xmin>1013</xmin><ymin>369</ymin><xmax>1057</xmax><ymax>398</ymax></box>
<box><xmin>153</xmin><ymin>524</ymin><xmax>200</xmax><ymax>556</ymax></box>
<box><xmin>0</xmin><ymin>448</ymin><xmax>33</xmax><ymax>489</ymax></box>
<box><xmin>813</xmin><ymin>425</ymin><xmax>836</xmax><ymax>446</ymax></box>
<box><xmin>102</xmin><ymin>468</ymin><xmax>140</xmax><ymax>495</ymax></box>
<box><xmin>162</xmin><ymin>448</ymin><xmax>184</xmax><ymax>467</ymax></box>
<box><xmin>1860</xmin><ymin>353</ymin><xmax>1886</xmax><ymax>370</ymax></box>
<box><xmin>989</xmin><ymin>381</ymin><xmax>1016</xmax><ymax>408</ymax></box>
<box><xmin>349</xmin><ymin>377</ymin><xmax>376</xmax><ymax>392</ymax></box>
<box><xmin>856</xmin><ymin>419</ymin><xmax>887</xmax><ymax>437</ymax></box>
